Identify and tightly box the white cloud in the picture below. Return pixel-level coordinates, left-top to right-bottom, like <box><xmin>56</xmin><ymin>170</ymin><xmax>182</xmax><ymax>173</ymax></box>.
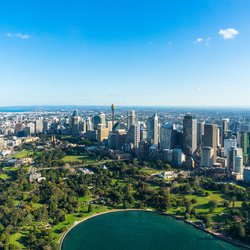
<box><xmin>16</xmin><ymin>33</ymin><xmax>31</xmax><ymax>39</ymax></box>
<box><xmin>194</xmin><ymin>37</ymin><xmax>211</xmax><ymax>45</ymax></box>
<box><xmin>196</xmin><ymin>38</ymin><xmax>203</xmax><ymax>43</ymax></box>
<box><xmin>6</xmin><ymin>33</ymin><xmax>31</xmax><ymax>39</ymax></box>
<box><xmin>218</xmin><ymin>28</ymin><xmax>239</xmax><ymax>39</ymax></box>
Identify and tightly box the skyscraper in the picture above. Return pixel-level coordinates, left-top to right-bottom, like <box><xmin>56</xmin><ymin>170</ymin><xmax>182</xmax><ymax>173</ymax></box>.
<box><xmin>197</xmin><ymin>121</ymin><xmax>205</xmax><ymax>147</ymax></box>
<box><xmin>35</xmin><ymin>118</ymin><xmax>43</xmax><ymax>134</ymax></box>
<box><xmin>97</xmin><ymin>126</ymin><xmax>109</xmax><ymax>143</ymax></box>
<box><xmin>86</xmin><ymin>116</ymin><xmax>93</xmax><ymax>131</ymax></box>
<box><xmin>183</xmin><ymin>114</ymin><xmax>197</xmax><ymax>156</ymax></box>
<box><xmin>160</xmin><ymin>123</ymin><xmax>174</xmax><ymax>150</ymax></box>
<box><xmin>127</xmin><ymin>110</ymin><xmax>135</xmax><ymax>130</ymax></box>
<box><xmin>71</xmin><ymin>110</ymin><xmax>80</xmax><ymax>136</ymax></box>
<box><xmin>201</xmin><ymin>146</ymin><xmax>214</xmax><ymax>167</ymax></box>
<box><xmin>127</xmin><ymin>122</ymin><xmax>140</xmax><ymax>148</ymax></box>
<box><xmin>203</xmin><ymin>123</ymin><xmax>218</xmax><ymax>163</ymax></box>
<box><xmin>222</xmin><ymin>118</ymin><xmax>230</xmax><ymax>146</ymax></box>
<box><xmin>111</xmin><ymin>104</ymin><xmax>115</xmax><ymax>131</ymax></box>
<box><xmin>240</xmin><ymin>132</ymin><xmax>250</xmax><ymax>165</ymax></box>
<box><xmin>93</xmin><ymin>112</ymin><xmax>106</xmax><ymax>130</ymax></box>
<box><xmin>147</xmin><ymin>113</ymin><xmax>159</xmax><ymax>146</ymax></box>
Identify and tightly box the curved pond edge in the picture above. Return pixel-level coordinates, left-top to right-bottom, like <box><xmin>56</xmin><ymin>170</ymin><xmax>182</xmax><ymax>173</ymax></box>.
<box><xmin>59</xmin><ymin>209</ymin><xmax>250</xmax><ymax>250</ymax></box>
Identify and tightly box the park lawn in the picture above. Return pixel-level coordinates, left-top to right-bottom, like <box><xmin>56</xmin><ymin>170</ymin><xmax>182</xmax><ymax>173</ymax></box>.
<box><xmin>0</xmin><ymin>166</ymin><xmax>19</xmax><ymax>180</ymax></box>
<box><xmin>13</xmin><ymin>150</ymin><xmax>32</xmax><ymax>159</ymax></box>
<box><xmin>78</xmin><ymin>196</ymin><xmax>92</xmax><ymax>203</ymax></box>
<box><xmin>52</xmin><ymin>205</ymin><xmax>109</xmax><ymax>247</ymax></box>
<box><xmin>0</xmin><ymin>173</ymin><xmax>10</xmax><ymax>180</ymax></box>
<box><xmin>139</xmin><ymin>167</ymin><xmax>163</xmax><ymax>175</ymax></box>
<box><xmin>185</xmin><ymin>191</ymin><xmax>225</xmax><ymax>214</ymax></box>
<box><xmin>3</xmin><ymin>166</ymin><xmax>19</xmax><ymax>172</ymax></box>
<box><xmin>62</xmin><ymin>154</ymin><xmax>96</xmax><ymax>163</ymax></box>
<box><xmin>229</xmin><ymin>201</ymin><xmax>243</xmax><ymax>208</ymax></box>
<box><xmin>9</xmin><ymin>232</ymin><xmax>26</xmax><ymax>249</ymax></box>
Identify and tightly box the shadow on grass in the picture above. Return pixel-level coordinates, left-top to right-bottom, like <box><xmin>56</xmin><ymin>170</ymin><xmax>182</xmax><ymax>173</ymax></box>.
<box><xmin>195</xmin><ymin>203</ymin><xmax>211</xmax><ymax>209</ymax></box>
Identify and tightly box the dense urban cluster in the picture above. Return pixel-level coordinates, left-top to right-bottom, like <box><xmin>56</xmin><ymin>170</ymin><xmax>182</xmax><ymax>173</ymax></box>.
<box><xmin>1</xmin><ymin>106</ymin><xmax>250</xmax><ymax>182</ymax></box>
<box><xmin>1</xmin><ymin>106</ymin><xmax>250</xmax><ymax>249</ymax></box>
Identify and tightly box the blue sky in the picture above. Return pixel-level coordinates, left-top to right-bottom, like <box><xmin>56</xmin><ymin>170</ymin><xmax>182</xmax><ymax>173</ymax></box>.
<box><xmin>0</xmin><ymin>0</ymin><xmax>249</xmax><ymax>106</ymax></box>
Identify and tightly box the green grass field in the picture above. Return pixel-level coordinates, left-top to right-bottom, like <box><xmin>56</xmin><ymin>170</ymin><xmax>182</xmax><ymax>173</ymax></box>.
<box><xmin>13</xmin><ymin>150</ymin><xmax>32</xmax><ymax>159</ymax></box>
<box><xmin>62</xmin><ymin>154</ymin><xmax>96</xmax><ymax>163</ymax></box>
<box><xmin>0</xmin><ymin>166</ymin><xmax>19</xmax><ymax>180</ymax></box>
<box><xmin>0</xmin><ymin>173</ymin><xmax>10</xmax><ymax>180</ymax></box>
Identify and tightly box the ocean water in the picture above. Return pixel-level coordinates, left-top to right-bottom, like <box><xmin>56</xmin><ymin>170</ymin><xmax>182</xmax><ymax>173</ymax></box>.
<box><xmin>62</xmin><ymin>211</ymin><xmax>242</xmax><ymax>250</ymax></box>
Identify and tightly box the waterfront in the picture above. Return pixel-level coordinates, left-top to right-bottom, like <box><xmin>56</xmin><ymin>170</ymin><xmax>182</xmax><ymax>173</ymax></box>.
<box><xmin>62</xmin><ymin>211</ymin><xmax>242</xmax><ymax>250</ymax></box>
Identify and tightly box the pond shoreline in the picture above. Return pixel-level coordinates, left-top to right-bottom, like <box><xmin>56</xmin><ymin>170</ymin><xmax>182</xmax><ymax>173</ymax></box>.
<box><xmin>59</xmin><ymin>208</ymin><xmax>250</xmax><ymax>250</ymax></box>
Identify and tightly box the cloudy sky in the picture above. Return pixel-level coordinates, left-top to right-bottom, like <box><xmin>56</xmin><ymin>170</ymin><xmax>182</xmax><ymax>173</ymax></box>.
<box><xmin>0</xmin><ymin>0</ymin><xmax>249</xmax><ymax>106</ymax></box>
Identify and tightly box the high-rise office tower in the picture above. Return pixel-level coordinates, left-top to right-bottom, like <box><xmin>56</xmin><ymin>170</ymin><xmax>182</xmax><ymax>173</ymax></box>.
<box><xmin>228</xmin><ymin>147</ymin><xmax>243</xmax><ymax>171</ymax></box>
<box><xmin>147</xmin><ymin>113</ymin><xmax>159</xmax><ymax>146</ymax></box>
<box><xmin>228</xmin><ymin>147</ymin><xmax>237</xmax><ymax>171</ymax></box>
<box><xmin>138</xmin><ymin>140</ymin><xmax>150</xmax><ymax>160</ymax></box>
<box><xmin>197</xmin><ymin>121</ymin><xmax>205</xmax><ymax>146</ymax></box>
<box><xmin>127</xmin><ymin>122</ymin><xmax>140</xmax><ymax>148</ymax></box>
<box><xmin>240</xmin><ymin>132</ymin><xmax>250</xmax><ymax>166</ymax></box>
<box><xmin>235</xmin><ymin>155</ymin><xmax>243</xmax><ymax>174</ymax></box>
<box><xmin>172</xmin><ymin>148</ymin><xmax>185</xmax><ymax>167</ymax></box>
<box><xmin>86</xmin><ymin>116</ymin><xmax>93</xmax><ymax>131</ymax></box>
<box><xmin>97</xmin><ymin>126</ymin><xmax>109</xmax><ymax>143</ymax></box>
<box><xmin>222</xmin><ymin>118</ymin><xmax>230</xmax><ymax>146</ymax></box>
<box><xmin>99</xmin><ymin>112</ymin><xmax>106</xmax><ymax>126</ymax></box>
<box><xmin>183</xmin><ymin>114</ymin><xmax>197</xmax><ymax>156</ymax></box>
<box><xmin>80</xmin><ymin>119</ymin><xmax>86</xmax><ymax>133</ymax></box>
<box><xmin>43</xmin><ymin>120</ymin><xmax>50</xmax><ymax>134</ymax></box>
<box><xmin>93</xmin><ymin>113</ymin><xmax>106</xmax><ymax>130</ymax></box>
<box><xmin>160</xmin><ymin>123</ymin><xmax>174</xmax><ymax>150</ymax></box>
<box><xmin>26</xmin><ymin>122</ymin><xmax>35</xmax><ymax>135</ymax></box>
<box><xmin>203</xmin><ymin>123</ymin><xmax>218</xmax><ymax>163</ymax></box>
<box><xmin>224</xmin><ymin>137</ymin><xmax>237</xmax><ymax>157</ymax></box>
<box><xmin>15</xmin><ymin>123</ymin><xmax>24</xmax><ymax>135</ymax></box>
<box><xmin>127</xmin><ymin>110</ymin><xmax>135</xmax><ymax>130</ymax></box>
<box><xmin>71</xmin><ymin>110</ymin><xmax>80</xmax><ymax>136</ymax></box>
<box><xmin>35</xmin><ymin>118</ymin><xmax>43</xmax><ymax>134</ymax></box>
<box><xmin>111</xmin><ymin>104</ymin><xmax>115</xmax><ymax>131</ymax></box>
<box><xmin>201</xmin><ymin>146</ymin><xmax>214</xmax><ymax>167</ymax></box>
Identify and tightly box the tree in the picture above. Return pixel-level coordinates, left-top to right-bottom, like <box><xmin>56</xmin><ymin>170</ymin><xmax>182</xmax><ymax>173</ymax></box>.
<box><xmin>208</xmin><ymin>200</ymin><xmax>218</xmax><ymax>212</ymax></box>
<box><xmin>231</xmin><ymin>196</ymin><xmax>237</xmax><ymax>209</ymax></box>
<box><xmin>123</xmin><ymin>200</ymin><xmax>129</xmax><ymax>209</ymax></box>
<box><xmin>88</xmin><ymin>203</ymin><xmax>93</xmax><ymax>213</ymax></box>
<box><xmin>239</xmin><ymin>224</ymin><xmax>246</xmax><ymax>238</ymax></box>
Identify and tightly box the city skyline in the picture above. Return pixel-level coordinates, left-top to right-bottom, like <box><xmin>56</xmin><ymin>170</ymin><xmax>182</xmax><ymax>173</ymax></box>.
<box><xmin>0</xmin><ymin>0</ymin><xmax>250</xmax><ymax>106</ymax></box>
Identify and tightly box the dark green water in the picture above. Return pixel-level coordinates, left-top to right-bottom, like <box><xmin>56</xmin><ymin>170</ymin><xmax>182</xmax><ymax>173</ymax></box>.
<box><xmin>62</xmin><ymin>211</ymin><xmax>242</xmax><ymax>250</ymax></box>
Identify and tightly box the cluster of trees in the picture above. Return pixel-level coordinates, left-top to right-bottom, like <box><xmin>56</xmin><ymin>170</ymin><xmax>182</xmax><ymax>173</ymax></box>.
<box><xmin>35</xmin><ymin>149</ymin><xmax>65</xmax><ymax>167</ymax></box>
<box><xmin>2</xmin><ymin>142</ymin><xmax>250</xmax><ymax>248</ymax></box>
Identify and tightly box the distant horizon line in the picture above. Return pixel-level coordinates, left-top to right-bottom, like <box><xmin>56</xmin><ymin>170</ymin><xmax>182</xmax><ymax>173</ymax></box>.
<box><xmin>0</xmin><ymin>105</ymin><xmax>250</xmax><ymax>109</ymax></box>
